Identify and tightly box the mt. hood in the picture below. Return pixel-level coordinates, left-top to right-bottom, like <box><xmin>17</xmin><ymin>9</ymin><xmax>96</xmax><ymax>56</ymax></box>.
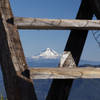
<box><xmin>32</xmin><ymin>48</ymin><xmax>59</xmax><ymax>59</ymax></box>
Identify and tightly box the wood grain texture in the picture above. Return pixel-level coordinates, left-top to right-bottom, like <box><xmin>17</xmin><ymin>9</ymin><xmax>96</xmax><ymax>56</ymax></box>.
<box><xmin>30</xmin><ymin>67</ymin><xmax>100</xmax><ymax>79</ymax></box>
<box><xmin>0</xmin><ymin>0</ymin><xmax>37</xmax><ymax>100</ymax></box>
<box><xmin>59</xmin><ymin>51</ymin><xmax>76</xmax><ymax>68</ymax></box>
<box><xmin>14</xmin><ymin>17</ymin><xmax>100</xmax><ymax>30</ymax></box>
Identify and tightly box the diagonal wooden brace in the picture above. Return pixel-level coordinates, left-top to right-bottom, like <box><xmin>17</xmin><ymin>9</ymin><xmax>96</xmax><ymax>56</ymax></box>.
<box><xmin>46</xmin><ymin>0</ymin><xmax>94</xmax><ymax>100</ymax></box>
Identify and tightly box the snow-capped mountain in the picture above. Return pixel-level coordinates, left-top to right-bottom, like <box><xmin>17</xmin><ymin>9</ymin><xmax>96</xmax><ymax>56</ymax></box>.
<box><xmin>32</xmin><ymin>48</ymin><xmax>60</xmax><ymax>59</ymax></box>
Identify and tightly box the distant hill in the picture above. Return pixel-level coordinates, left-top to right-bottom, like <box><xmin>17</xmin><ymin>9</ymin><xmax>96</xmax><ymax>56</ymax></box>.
<box><xmin>79</xmin><ymin>60</ymin><xmax>100</xmax><ymax>66</ymax></box>
<box><xmin>26</xmin><ymin>57</ymin><xmax>100</xmax><ymax>68</ymax></box>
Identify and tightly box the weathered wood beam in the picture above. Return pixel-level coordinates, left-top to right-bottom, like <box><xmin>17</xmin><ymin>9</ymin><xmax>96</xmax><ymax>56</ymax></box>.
<box><xmin>0</xmin><ymin>0</ymin><xmax>37</xmax><ymax>100</ymax></box>
<box><xmin>14</xmin><ymin>17</ymin><xmax>100</xmax><ymax>30</ymax></box>
<box><xmin>30</xmin><ymin>67</ymin><xmax>100</xmax><ymax>79</ymax></box>
<box><xmin>59</xmin><ymin>51</ymin><xmax>76</xmax><ymax>68</ymax></box>
<box><xmin>46</xmin><ymin>0</ymin><xmax>94</xmax><ymax>100</ymax></box>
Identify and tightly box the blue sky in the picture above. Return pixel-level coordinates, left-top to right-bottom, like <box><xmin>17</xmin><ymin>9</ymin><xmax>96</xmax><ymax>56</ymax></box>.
<box><xmin>10</xmin><ymin>0</ymin><xmax>100</xmax><ymax>61</ymax></box>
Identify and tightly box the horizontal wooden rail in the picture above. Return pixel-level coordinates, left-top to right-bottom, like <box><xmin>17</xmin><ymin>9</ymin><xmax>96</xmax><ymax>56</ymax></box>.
<box><xmin>14</xmin><ymin>17</ymin><xmax>100</xmax><ymax>30</ymax></box>
<box><xmin>29</xmin><ymin>67</ymin><xmax>100</xmax><ymax>79</ymax></box>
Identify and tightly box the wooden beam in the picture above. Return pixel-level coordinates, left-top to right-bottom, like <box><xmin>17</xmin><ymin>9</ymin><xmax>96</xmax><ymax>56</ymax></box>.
<box><xmin>30</xmin><ymin>67</ymin><xmax>100</xmax><ymax>79</ymax></box>
<box><xmin>14</xmin><ymin>17</ymin><xmax>100</xmax><ymax>30</ymax></box>
<box><xmin>59</xmin><ymin>51</ymin><xmax>76</xmax><ymax>68</ymax></box>
<box><xmin>46</xmin><ymin>0</ymin><xmax>94</xmax><ymax>100</ymax></box>
<box><xmin>0</xmin><ymin>0</ymin><xmax>37</xmax><ymax>100</ymax></box>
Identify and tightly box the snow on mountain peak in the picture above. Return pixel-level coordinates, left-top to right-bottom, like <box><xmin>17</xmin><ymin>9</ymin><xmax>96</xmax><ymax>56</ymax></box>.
<box><xmin>32</xmin><ymin>48</ymin><xmax>59</xmax><ymax>59</ymax></box>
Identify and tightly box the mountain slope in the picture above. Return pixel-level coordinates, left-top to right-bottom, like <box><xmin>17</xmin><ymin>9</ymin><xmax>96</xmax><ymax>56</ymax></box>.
<box><xmin>32</xmin><ymin>48</ymin><xmax>59</xmax><ymax>59</ymax></box>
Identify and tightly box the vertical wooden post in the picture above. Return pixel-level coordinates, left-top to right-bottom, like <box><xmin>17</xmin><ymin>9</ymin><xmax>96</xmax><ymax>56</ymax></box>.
<box><xmin>46</xmin><ymin>0</ymin><xmax>93</xmax><ymax>100</ymax></box>
<box><xmin>0</xmin><ymin>0</ymin><xmax>37</xmax><ymax>100</ymax></box>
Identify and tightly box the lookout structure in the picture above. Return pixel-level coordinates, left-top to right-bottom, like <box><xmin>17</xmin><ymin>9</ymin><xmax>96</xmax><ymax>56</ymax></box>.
<box><xmin>0</xmin><ymin>0</ymin><xmax>100</xmax><ymax>100</ymax></box>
